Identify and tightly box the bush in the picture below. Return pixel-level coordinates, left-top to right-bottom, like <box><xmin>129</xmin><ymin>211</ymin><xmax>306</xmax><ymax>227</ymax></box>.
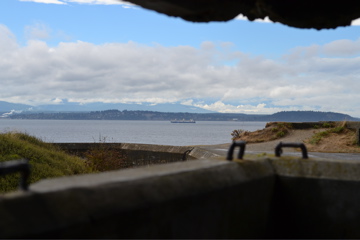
<box><xmin>85</xmin><ymin>144</ymin><xmax>128</xmax><ymax>172</ymax></box>
<box><xmin>231</xmin><ymin>129</ymin><xmax>247</xmax><ymax>140</ymax></box>
<box><xmin>322</xmin><ymin>122</ymin><xmax>333</xmax><ymax>128</ymax></box>
<box><xmin>273</xmin><ymin>122</ymin><xmax>291</xmax><ymax>139</ymax></box>
<box><xmin>276</xmin><ymin>131</ymin><xmax>286</xmax><ymax>138</ymax></box>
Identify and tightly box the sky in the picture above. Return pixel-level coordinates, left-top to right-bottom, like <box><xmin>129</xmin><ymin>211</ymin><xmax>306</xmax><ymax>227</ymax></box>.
<box><xmin>1</xmin><ymin>0</ymin><xmax>360</xmax><ymax>116</ymax></box>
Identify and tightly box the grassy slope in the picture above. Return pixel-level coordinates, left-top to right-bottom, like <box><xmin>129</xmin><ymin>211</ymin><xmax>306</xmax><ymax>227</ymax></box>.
<box><xmin>0</xmin><ymin>132</ymin><xmax>94</xmax><ymax>193</ymax></box>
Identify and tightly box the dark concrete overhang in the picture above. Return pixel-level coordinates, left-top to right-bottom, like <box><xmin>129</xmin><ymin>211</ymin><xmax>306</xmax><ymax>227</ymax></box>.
<box><xmin>122</xmin><ymin>0</ymin><xmax>360</xmax><ymax>30</ymax></box>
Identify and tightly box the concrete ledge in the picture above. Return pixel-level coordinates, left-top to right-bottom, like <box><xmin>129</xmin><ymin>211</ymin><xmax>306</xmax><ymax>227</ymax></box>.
<box><xmin>346</xmin><ymin>121</ymin><xmax>360</xmax><ymax>144</ymax></box>
<box><xmin>270</xmin><ymin>156</ymin><xmax>360</xmax><ymax>181</ymax></box>
<box><xmin>267</xmin><ymin>156</ymin><xmax>360</xmax><ymax>238</ymax></box>
<box><xmin>55</xmin><ymin>142</ymin><xmax>194</xmax><ymax>155</ymax></box>
<box><xmin>2</xmin><ymin>153</ymin><xmax>360</xmax><ymax>238</ymax></box>
<box><xmin>55</xmin><ymin>143</ymin><xmax>199</xmax><ymax>167</ymax></box>
<box><xmin>0</xmin><ymin>159</ymin><xmax>274</xmax><ymax>238</ymax></box>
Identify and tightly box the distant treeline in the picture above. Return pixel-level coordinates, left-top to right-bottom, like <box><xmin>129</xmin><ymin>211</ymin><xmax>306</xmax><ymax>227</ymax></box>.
<box><xmin>7</xmin><ymin>110</ymin><xmax>359</xmax><ymax>122</ymax></box>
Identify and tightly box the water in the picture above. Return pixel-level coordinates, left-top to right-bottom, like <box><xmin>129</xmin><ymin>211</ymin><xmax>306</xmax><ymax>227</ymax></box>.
<box><xmin>0</xmin><ymin>119</ymin><xmax>266</xmax><ymax>146</ymax></box>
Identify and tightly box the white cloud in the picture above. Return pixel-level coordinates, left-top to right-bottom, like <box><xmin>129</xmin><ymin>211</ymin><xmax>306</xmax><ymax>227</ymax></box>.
<box><xmin>235</xmin><ymin>14</ymin><xmax>272</xmax><ymax>23</ymax></box>
<box><xmin>65</xmin><ymin>0</ymin><xmax>128</xmax><ymax>5</ymax></box>
<box><xmin>20</xmin><ymin>0</ymin><xmax>66</xmax><ymax>4</ymax></box>
<box><xmin>322</xmin><ymin>38</ymin><xmax>360</xmax><ymax>56</ymax></box>
<box><xmin>52</xmin><ymin>98</ymin><xmax>64</xmax><ymax>103</ymax></box>
<box><xmin>25</xmin><ymin>22</ymin><xmax>51</xmax><ymax>40</ymax></box>
<box><xmin>0</xmin><ymin>25</ymin><xmax>18</xmax><ymax>53</ymax></box>
<box><xmin>191</xmin><ymin>101</ymin><xmax>276</xmax><ymax>114</ymax></box>
<box><xmin>352</xmin><ymin>18</ymin><xmax>360</xmax><ymax>26</ymax></box>
<box><xmin>1</xmin><ymin>25</ymin><xmax>360</xmax><ymax>116</ymax></box>
<box><xmin>1</xmin><ymin>110</ymin><xmax>23</xmax><ymax>118</ymax></box>
<box><xmin>236</xmin><ymin>14</ymin><xmax>360</xmax><ymax>28</ymax></box>
<box><xmin>284</xmin><ymin>38</ymin><xmax>360</xmax><ymax>59</ymax></box>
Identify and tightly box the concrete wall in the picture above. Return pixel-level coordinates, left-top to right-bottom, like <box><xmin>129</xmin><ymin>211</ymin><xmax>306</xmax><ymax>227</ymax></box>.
<box><xmin>268</xmin><ymin>157</ymin><xmax>360</xmax><ymax>238</ymax></box>
<box><xmin>54</xmin><ymin>143</ymin><xmax>209</xmax><ymax>168</ymax></box>
<box><xmin>0</xmin><ymin>159</ymin><xmax>274</xmax><ymax>239</ymax></box>
<box><xmin>1</xmin><ymin>154</ymin><xmax>360</xmax><ymax>238</ymax></box>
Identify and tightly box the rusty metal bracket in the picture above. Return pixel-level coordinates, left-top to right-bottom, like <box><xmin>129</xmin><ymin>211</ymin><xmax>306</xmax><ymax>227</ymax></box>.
<box><xmin>275</xmin><ymin>142</ymin><xmax>308</xmax><ymax>159</ymax></box>
<box><xmin>0</xmin><ymin>159</ymin><xmax>30</xmax><ymax>191</ymax></box>
<box><xmin>227</xmin><ymin>141</ymin><xmax>246</xmax><ymax>161</ymax></box>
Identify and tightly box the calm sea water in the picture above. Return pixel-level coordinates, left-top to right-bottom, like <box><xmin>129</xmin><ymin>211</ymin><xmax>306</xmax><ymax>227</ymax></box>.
<box><xmin>0</xmin><ymin>119</ymin><xmax>267</xmax><ymax>146</ymax></box>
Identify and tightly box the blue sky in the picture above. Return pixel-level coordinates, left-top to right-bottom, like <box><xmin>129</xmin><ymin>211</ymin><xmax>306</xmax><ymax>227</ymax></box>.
<box><xmin>1</xmin><ymin>0</ymin><xmax>360</xmax><ymax>116</ymax></box>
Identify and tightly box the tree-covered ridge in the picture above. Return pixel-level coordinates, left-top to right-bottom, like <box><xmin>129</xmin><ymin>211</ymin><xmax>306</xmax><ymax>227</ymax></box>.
<box><xmin>7</xmin><ymin>110</ymin><xmax>359</xmax><ymax>122</ymax></box>
<box><xmin>266</xmin><ymin>111</ymin><xmax>356</xmax><ymax>122</ymax></box>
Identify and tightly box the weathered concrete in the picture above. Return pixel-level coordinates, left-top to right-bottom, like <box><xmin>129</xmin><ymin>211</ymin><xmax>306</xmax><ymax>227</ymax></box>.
<box><xmin>268</xmin><ymin>157</ymin><xmax>360</xmax><ymax>238</ymax></box>
<box><xmin>0</xmin><ymin>159</ymin><xmax>274</xmax><ymax>239</ymax></box>
<box><xmin>1</xmin><ymin>153</ymin><xmax>360</xmax><ymax>238</ymax></box>
<box><xmin>346</xmin><ymin>121</ymin><xmax>360</xmax><ymax>144</ymax></box>
<box><xmin>55</xmin><ymin>143</ymin><xmax>202</xmax><ymax>168</ymax></box>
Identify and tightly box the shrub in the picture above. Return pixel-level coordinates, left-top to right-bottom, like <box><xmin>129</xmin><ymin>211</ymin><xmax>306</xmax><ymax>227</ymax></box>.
<box><xmin>331</xmin><ymin>126</ymin><xmax>345</xmax><ymax>133</ymax></box>
<box><xmin>231</xmin><ymin>129</ymin><xmax>247</xmax><ymax>140</ymax></box>
<box><xmin>85</xmin><ymin>144</ymin><xmax>128</xmax><ymax>172</ymax></box>
<box><xmin>276</xmin><ymin>131</ymin><xmax>286</xmax><ymax>138</ymax></box>
<box><xmin>322</xmin><ymin>122</ymin><xmax>333</xmax><ymax>128</ymax></box>
<box><xmin>309</xmin><ymin>131</ymin><xmax>329</xmax><ymax>144</ymax></box>
<box><xmin>277</xmin><ymin>122</ymin><xmax>293</xmax><ymax>129</ymax></box>
<box><xmin>271</xmin><ymin>127</ymin><xmax>279</xmax><ymax>132</ymax></box>
<box><xmin>273</xmin><ymin>122</ymin><xmax>291</xmax><ymax>139</ymax></box>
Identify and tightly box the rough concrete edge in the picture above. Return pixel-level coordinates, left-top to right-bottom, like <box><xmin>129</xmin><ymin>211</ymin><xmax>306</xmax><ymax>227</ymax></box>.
<box><xmin>55</xmin><ymin>142</ymin><xmax>194</xmax><ymax>154</ymax></box>
<box><xmin>120</xmin><ymin>142</ymin><xmax>193</xmax><ymax>154</ymax></box>
<box><xmin>268</xmin><ymin>156</ymin><xmax>360</xmax><ymax>181</ymax></box>
<box><xmin>54</xmin><ymin>142</ymin><xmax>223</xmax><ymax>160</ymax></box>
<box><xmin>29</xmin><ymin>159</ymin><xmax>228</xmax><ymax>192</ymax></box>
<box><xmin>189</xmin><ymin>147</ymin><xmax>222</xmax><ymax>159</ymax></box>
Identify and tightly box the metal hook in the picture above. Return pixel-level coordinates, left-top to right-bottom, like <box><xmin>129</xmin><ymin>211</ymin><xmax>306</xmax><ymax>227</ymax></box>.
<box><xmin>0</xmin><ymin>159</ymin><xmax>30</xmax><ymax>191</ymax></box>
<box><xmin>182</xmin><ymin>148</ymin><xmax>193</xmax><ymax>161</ymax></box>
<box><xmin>227</xmin><ymin>141</ymin><xmax>246</xmax><ymax>161</ymax></box>
<box><xmin>275</xmin><ymin>142</ymin><xmax>308</xmax><ymax>159</ymax></box>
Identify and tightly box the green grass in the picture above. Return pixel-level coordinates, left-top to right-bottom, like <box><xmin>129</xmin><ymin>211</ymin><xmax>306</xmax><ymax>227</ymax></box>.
<box><xmin>0</xmin><ymin>132</ymin><xmax>95</xmax><ymax>193</ymax></box>
<box><xmin>276</xmin><ymin>122</ymin><xmax>293</xmax><ymax>129</ymax></box>
<box><xmin>273</xmin><ymin>122</ymin><xmax>292</xmax><ymax>139</ymax></box>
<box><xmin>309</xmin><ymin>126</ymin><xmax>346</xmax><ymax>144</ymax></box>
<box><xmin>276</xmin><ymin>131</ymin><xmax>286</xmax><ymax>138</ymax></box>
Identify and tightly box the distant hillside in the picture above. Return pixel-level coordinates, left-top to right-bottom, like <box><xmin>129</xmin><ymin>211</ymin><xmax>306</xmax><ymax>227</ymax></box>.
<box><xmin>263</xmin><ymin>111</ymin><xmax>358</xmax><ymax>122</ymax></box>
<box><xmin>0</xmin><ymin>101</ymin><xmax>33</xmax><ymax>112</ymax></box>
<box><xmin>8</xmin><ymin>109</ymin><xmax>359</xmax><ymax>122</ymax></box>
<box><xmin>0</xmin><ymin>100</ymin><xmax>214</xmax><ymax>114</ymax></box>
<box><xmin>1</xmin><ymin>100</ymin><xmax>359</xmax><ymax>121</ymax></box>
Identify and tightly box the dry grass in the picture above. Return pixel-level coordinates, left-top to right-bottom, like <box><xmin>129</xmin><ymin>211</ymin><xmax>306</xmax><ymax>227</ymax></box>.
<box><xmin>305</xmin><ymin>121</ymin><xmax>360</xmax><ymax>153</ymax></box>
<box><xmin>232</xmin><ymin>122</ymin><xmax>293</xmax><ymax>143</ymax></box>
<box><xmin>85</xmin><ymin>143</ymin><xmax>128</xmax><ymax>171</ymax></box>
